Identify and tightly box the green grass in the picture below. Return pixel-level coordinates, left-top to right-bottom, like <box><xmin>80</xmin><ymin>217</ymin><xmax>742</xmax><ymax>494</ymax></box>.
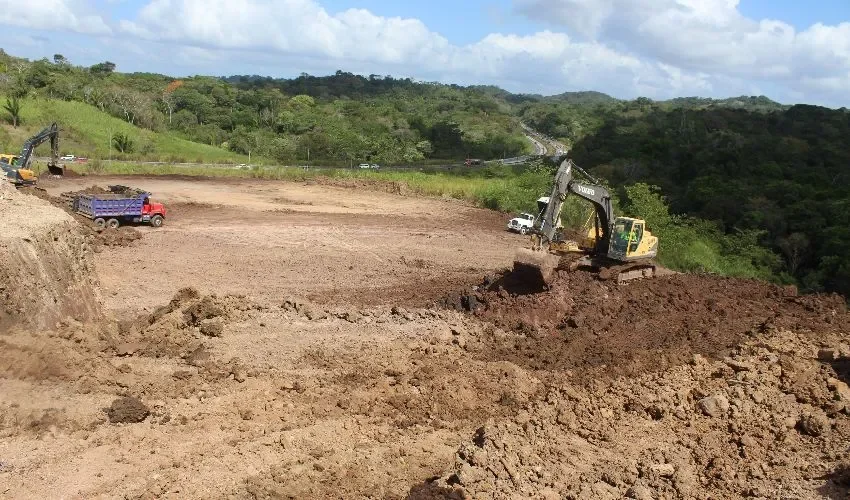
<box><xmin>0</xmin><ymin>97</ymin><xmax>251</xmax><ymax>164</ymax></box>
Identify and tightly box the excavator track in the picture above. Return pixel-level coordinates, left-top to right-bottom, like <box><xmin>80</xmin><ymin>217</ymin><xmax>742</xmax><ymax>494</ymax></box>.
<box><xmin>598</xmin><ymin>261</ymin><xmax>658</xmax><ymax>284</ymax></box>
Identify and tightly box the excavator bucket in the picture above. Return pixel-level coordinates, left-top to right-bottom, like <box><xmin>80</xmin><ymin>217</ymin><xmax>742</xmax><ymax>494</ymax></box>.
<box><xmin>47</xmin><ymin>163</ymin><xmax>64</xmax><ymax>176</ymax></box>
<box><xmin>512</xmin><ymin>248</ymin><xmax>560</xmax><ymax>288</ymax></box>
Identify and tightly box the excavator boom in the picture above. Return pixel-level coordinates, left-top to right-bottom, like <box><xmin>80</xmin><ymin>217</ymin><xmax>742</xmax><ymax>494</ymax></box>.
<box><xmin>2</xmin><ymin>123</ymin><xmax>62</xmax><ymax>186</ymax></box>
<box><xmin>18</xmin><ymin>122</ymin><xmax>63</xmax><ymax>176</ymax></box>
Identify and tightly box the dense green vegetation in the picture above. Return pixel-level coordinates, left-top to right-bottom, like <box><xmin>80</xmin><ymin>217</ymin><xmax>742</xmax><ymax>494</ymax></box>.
<box><xmin>1</xmin><ymin>49</ymin><xmax>847</xmax><ymax>298</ymax></box>
<box><xmin>0</xmin><ymin>51</ymin><xmax>528</xmax><ymax>164</ymax></box>
<box><xmin>0</xmin><ymin>97</ymin><xmax>249</xmax><ymax>163</ymax></box>
<box><xmin>568</xmin><ymin>104</ymin><xmax>850</xmax><ymax>297</ymax></box>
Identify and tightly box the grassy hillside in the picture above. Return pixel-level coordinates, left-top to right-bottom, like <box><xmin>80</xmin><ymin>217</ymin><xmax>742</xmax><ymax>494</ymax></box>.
<box><xmin>0</xmin><ymin>97</ymin><xmax>250</xmax><ymax>164</ymax></box>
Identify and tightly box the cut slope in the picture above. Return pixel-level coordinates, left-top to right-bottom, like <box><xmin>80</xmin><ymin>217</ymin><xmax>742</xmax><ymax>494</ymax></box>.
<box><xmin>0</xmin><ymin>182</ymin><xmax>101</xmax><ymax>331</ymax></box>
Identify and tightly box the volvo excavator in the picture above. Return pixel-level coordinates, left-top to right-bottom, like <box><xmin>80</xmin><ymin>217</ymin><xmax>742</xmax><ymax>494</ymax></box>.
<box><xmin>1</xmin><ymin>122</ymin><xmax>63</xmax><ymax>187</ymax></box>
<box><xmin>513</xmin><ymin>157</ymin><xmax>659</xmax><ymax>287</ymax></box>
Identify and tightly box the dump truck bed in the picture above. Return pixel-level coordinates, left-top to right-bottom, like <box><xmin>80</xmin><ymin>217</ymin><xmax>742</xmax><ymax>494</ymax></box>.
<box><xmin>76</xmin><ymin>192</ymin><xmax>149</xmax><ymax>219</ymax></box>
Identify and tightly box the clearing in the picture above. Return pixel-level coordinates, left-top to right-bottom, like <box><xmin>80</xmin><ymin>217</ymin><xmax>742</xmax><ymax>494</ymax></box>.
<box><xmin>1</xmin><ymin>175</ymin><xmax>848</xmax><ymax>499</ymax></box>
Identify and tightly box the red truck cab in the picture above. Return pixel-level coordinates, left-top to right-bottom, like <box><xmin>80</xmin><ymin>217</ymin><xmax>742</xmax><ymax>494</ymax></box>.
<box><xmin>142</xmin><ymin>196</ymin><xmax>167</xmax><ymax>227</ymax></box>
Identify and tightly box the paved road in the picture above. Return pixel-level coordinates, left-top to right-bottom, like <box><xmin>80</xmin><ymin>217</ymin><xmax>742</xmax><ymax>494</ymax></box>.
<box><xmin>525</xmin><ymin>134</ymin><xmax>547</xmax><ymax>155</ymax></box>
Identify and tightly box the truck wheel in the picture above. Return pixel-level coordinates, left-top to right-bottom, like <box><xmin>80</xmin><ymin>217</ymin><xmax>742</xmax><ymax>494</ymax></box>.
<box><xmin>150</xmin><ymin>215</ymin><xmax>163</xmax><ymax>228</ymax></box>
<box><xmin>520</xmin><ymin>227</ymin><xmax>528</xmax><ymax>235</ymax></box>
<box><xmin>107</xmin><ymin>218</ymin><xmax>120</xmax><ymax>229</ymax></box>
<box><xmin>94</xmin><ymin>218</ymin><xmax>106</xmax><ymax>230</ymax></box>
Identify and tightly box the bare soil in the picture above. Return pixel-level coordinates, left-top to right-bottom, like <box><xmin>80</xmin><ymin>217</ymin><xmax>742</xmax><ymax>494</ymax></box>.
<box><xmin>1</xmin><ymin>174</ymin><xmax>848</xmax><ymax>499</ymax></box>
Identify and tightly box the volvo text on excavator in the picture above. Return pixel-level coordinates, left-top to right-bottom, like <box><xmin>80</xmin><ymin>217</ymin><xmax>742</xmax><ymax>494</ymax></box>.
<box><xmin>1</xmin><ymin>122</ymin><xmax>63</xmax><ymax>187</ymax></box>
<box><xmin>512</xmin><ymin>157</ymin><xmax>659</xmax><ymax>287</ymax></box>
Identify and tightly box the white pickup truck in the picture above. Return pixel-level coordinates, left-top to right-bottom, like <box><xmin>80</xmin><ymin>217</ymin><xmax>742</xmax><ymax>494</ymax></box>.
<box><xmin>506</xmin><ymin>212</ymin><xmax>536</xmax><ymax>235</ymax></box>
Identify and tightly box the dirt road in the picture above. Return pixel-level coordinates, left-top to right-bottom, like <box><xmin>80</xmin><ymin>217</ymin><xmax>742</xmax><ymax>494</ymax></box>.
<box><xmin>2</xmin><ymin>175</ymin><xmax>849</xmax><ymax>499</ymax></box>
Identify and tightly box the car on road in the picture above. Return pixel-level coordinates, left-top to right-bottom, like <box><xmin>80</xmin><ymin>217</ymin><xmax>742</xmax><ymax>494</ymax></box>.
<box><xmin>370</xmin><ymin>163</ymin><xmax>380</xmax><ymax>169</ymax></box>
<box><xmin>60</xmin><ymin>154</ymin><xmax>76</xmax><ymax>161</ymax></box>
<box><xmin>359</xmin><ymin>163</ymin><xmax>371</xmax><ymax>169</ymax></box>
<box><xmin>507</xmin><ymin>212</ymin><xmax>536</xmax><ymax>235</ymax></box>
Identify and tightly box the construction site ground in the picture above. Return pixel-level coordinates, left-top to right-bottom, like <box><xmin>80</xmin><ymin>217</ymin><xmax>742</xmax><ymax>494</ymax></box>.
<box><xmin>2</xmin><ymin>174</ymin><xmax>849</xmax><ymax>499</ymax></box>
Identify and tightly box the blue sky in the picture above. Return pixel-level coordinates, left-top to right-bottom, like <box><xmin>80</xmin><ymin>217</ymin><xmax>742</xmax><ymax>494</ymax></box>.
<box><xmin>2</xmin><ymin>0</ymin><xmax>850</xmax><ymax>106</ymax></box>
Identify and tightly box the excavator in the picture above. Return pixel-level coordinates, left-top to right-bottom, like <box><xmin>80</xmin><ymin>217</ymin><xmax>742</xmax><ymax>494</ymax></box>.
<box><xmin>1</xmin><ymin>122</ymin><xmax>63</xmax><ymax>187</ymax></box>
<box><xmin>513</xmin><ymin>157</ymin><xmax>659</xmax><ymax>287</ymax></box>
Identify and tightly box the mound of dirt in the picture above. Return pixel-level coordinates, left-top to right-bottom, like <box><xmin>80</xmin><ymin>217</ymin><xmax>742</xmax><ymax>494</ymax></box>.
<box><xmin>418</xmin><ymin>327</ymin><xmax>850</xmax><ymax>499</ymax></box>
<box><xmin>446</xmin><ymin>270</ymin><xmax>847</xmax><ymax>382</ymax></box>
<box><xmin>0</xmin><ymin>182</ymin><xmax>101</xmax><ymax>331</ymax></box>
<box><xmin>107</xmin><ymin>287</ymin><xmax>260</xmax><ymax>360</ymax></box>
<box><xmin>106</xmin><ymin>396</ymin><xmax>150</xmax><ymax>423</ymax></box>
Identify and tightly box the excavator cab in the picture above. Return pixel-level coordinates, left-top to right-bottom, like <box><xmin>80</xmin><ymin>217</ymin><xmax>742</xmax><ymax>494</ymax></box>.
<box><xmin>607</xmin><ymin>217</ymin><xmax>658</xmax><ymax>261</ymax></box>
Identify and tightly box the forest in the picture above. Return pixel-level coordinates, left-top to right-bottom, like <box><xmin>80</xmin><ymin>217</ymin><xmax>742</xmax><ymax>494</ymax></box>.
<box><xmin>564</xmin><ymin>104</ymin><xmax>850</xmax><ymax>298</ymax></box>
<box><xmin>0</xmin><ymin>50</ymin><xmax>848</xmax><ymax>298</ymax></box>
<box><xmin>0</xmin><ymin>51</ymin><xmax>527</xmax><ymax>164</ymax></box>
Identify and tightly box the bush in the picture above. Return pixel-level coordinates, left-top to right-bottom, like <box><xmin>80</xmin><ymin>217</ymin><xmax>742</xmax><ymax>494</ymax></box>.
<box><xmin>620</xmin><ymin>183</ymin><xmax>784</xmax><ymax>281</ymax></box>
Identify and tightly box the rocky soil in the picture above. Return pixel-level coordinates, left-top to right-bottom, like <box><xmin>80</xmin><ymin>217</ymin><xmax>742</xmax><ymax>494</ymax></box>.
<box><xmin>2</xmin><ymin>176</ymin><xmax>849</xmax><ymax>499</ymax></box>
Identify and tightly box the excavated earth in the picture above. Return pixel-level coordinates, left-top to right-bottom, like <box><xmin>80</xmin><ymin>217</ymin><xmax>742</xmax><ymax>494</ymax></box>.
<box><xmin>0</xmin><ymin>182</ymin><xmax>101</xmax><ymax>331</ymax></box>
<box><xmin>1</xmin><ymin>175</ymin><xmax>849</xmax><ymax>499</ymax></box>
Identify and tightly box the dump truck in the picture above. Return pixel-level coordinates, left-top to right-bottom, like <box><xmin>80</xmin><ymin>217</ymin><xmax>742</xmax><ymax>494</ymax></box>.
<box><xmin>73</xmin><ymin>186</ymin><xmax>167</xmax><ymax>229</ymax></box>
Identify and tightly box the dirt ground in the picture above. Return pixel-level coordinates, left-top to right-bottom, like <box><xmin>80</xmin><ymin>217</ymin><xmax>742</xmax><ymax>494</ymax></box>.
<box><xmin>2</xmin><ymin>174</ymin><xmax>849</xmax><ymax>499</ymax></box>
<box><xmin>38</xmin><ymin>175</ymin><xmax>519</xmax><ymax>315</ymax></box>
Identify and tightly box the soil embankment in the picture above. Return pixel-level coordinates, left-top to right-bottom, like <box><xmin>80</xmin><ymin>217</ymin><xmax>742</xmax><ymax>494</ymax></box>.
<box><xmin>0</xmin><ymin>182</ymin><xmax>101</xmax><ymax>331</ymax></box>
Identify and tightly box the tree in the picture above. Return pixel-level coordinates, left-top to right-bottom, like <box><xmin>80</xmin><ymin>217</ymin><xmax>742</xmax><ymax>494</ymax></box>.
<box><xmin>53</xmin><ymin>54</ymin><xmax>68</xmax><ymax>66</ymax></box>
<box><xmin>112</xmin><ymin>132</ymin><xmax>134</xmax><ymax>153</ymax></box>
<box><xmin>289</xmin><ymin>94</ymin><xmax>316</xmax><ymax>109</ymax></box>
<box><xmin>3</xmin><ymin>97</ymin><xmax>22</xmax><ymax>127</ymax></box>
<box><xmin>90</xmin><ymin>61</ymin><xmax>116</xmax><ymax>75</ymax></box>
<box><xmin>777</xmin><ymin>232</ymin><xmax>810</xmax><ymax>275</ymax></box>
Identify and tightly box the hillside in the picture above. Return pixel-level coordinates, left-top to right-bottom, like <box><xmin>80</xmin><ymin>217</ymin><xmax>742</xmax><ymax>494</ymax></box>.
<box><xmin>569</xmin><ymin>104</ymin><xmax>850</xmax><ymax>298</ymax></box>
<box><xmin>0</xmin><ymin>97</ymin><xmax>249</xmax><ymax>164</ymax></box>
<box><xmin>0</xmin><ymin>52</ymin><xmax>530</xmax><ymax>165</ymax></box>
<box><xmin>0</xmin><ymin>50</ymin><xmax>805</xmax><ymax>167</ymax></box>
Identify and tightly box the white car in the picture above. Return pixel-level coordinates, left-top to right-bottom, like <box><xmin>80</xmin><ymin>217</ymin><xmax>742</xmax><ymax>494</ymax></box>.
<box><xmin>370</xmin><ymin>164</ymin><xmax>380</xmax><ymax>169</ymax></box>
<box><xmin>507</xmin><ymin>212</ymin><xmax>536</xmax><ymax>235</ymax></box>
<box><xmin>60</xmin><ymin>154</ymin><xmax>75</xmax><ymax>161</ymax></box>
<box><xmin>358</xmin><ymin>163</ymin><xmax>371</xmax><ymax>169</ymax></box>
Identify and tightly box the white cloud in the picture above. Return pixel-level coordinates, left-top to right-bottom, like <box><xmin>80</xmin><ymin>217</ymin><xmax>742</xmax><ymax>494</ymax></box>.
<box><xmin>10</xmin><ymin>0</ymin><xmax>846</xmax><ymax>105</ymax></box>
<box><xmin>117</xmin><ymin>0</ymin><xmax>725</xmax><ymax>101</ymax></box>
<box><xmin>513</xmin><ymin>0</ymin><xmax>850</xmax><ymax>104</ymax></box>
<box><xmin>119</xmin><ymin>0</ymin><xmax>453</xmax><ymax>65</ymax></box>
<box><xmin>0</xmin><ymin>0</ymin><xmax>112</xmax><ymax>35</ymax></box>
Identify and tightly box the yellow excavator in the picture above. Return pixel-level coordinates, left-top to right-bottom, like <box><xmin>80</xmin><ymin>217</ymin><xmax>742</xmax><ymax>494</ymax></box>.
<box><xmin>513</xmin><ymin>157</ymin><xmax>659</xmax><ymax>287</ymax></box>
<box><xmin>1</xmin><ymin>123</ymin><xmax>63</xmax><ymax>187</ymax></box>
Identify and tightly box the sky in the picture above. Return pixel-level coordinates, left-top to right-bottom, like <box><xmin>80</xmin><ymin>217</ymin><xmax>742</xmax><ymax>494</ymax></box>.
<box><xmin>0</xmin><ymin>0</ymin><xmax>849</xmax><ymax>107</ymax></box>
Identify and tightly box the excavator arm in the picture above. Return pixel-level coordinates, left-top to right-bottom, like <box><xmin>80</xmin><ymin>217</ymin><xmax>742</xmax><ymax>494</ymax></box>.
<box><xmin>16</xmin><ymin>123</ymin><xmax>62</xmax><ymax>176</ymax></box>
<box><xmin>531</xmin><ymin>158</ymin><xmax>613</xmax><ymax>254</ymax></box>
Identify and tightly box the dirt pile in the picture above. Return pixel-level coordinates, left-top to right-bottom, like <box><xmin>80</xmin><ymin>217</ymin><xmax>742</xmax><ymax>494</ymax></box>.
<box><xmin>445</xmin><ymin>269</ymin><xmax>846</xmax><ymax>382</ymax></box>
<box><xmin>418</xmin><ymin>326</ymin><xmax>850</xmax><ymax>499</ymax></box>
<box><xmin>107</xmin><ymin>287</ymin><xmax>260</xmax><ymax>360</ymax></box>
<box><xmin>0</xmin><ymin>182</ymin><xmax>101</xmax><ymax>330</ymax></box>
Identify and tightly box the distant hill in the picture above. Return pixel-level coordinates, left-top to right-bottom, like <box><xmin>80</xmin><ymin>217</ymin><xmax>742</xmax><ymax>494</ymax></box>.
<box><xmin>545</xmin><ymin>91</ymin><xmax>621</xmax><ymax>106</ymax></box>
<box><xmin>0</xmin><ymin>48</ymin><xmax>823</xmax><ymax>167</ymax></box>
<box><xmin>660</xmin><ymin>95</ymin><xmax>788</xmax><ymax>112</ymax></box>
